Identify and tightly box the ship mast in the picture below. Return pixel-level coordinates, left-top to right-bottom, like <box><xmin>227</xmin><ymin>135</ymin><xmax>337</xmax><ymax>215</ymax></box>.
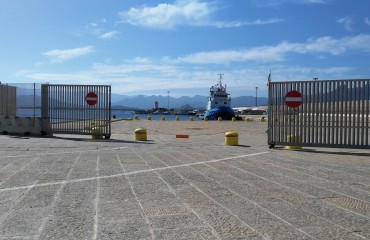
<box><xmin>217</xmin><ymin>73</ymin><xmax>224</xmax><ymax>88</ymax></box>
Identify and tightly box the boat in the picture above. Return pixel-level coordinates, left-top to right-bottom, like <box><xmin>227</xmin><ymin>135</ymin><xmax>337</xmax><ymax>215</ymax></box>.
<box><xmin>200</xmin><ymin>74</ymin><xmax>235</xmax><ymax>120</ymax></box>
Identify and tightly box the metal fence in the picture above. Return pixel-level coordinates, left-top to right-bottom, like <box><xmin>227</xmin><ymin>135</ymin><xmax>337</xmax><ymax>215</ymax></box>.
<box><xmin>42</xmin><ymin>84</ymin><xmax>111</xmax><ymax>138</ymax></box>
<box><xmin>268</xmin><ymin>79</ymin><xmax>370</xmax><ymax>149</ymax></box>
<box><xmin>0</xmin><ymin>83</ymin><xmax>42</xmax><ymax>117</ymax></box>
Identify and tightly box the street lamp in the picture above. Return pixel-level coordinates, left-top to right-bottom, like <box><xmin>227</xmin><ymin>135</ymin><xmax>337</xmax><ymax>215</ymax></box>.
<box><xmin>167</xmin><ymin>91</ymin><xmax>170</xmax><ymax>111</ymax></box>
<box><xmin>255</xmin><ymin>87</ymin><xmax>258</xmax><ymax>107</ymax></box>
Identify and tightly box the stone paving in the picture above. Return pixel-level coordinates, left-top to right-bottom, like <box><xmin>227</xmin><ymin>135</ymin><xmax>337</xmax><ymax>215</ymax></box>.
<box><xmin>0</xmin><ymin>119</ymin><xmax>369</xmax><ymax>239</ymax></box>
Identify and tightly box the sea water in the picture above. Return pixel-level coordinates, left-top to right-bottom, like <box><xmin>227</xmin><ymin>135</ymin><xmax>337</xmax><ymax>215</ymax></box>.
<box><xmin>111</xmin><ymin>111</ymin><xmax>199</xmax><ymax>121</ymax></box>
<box><xmin>15</xmin><ymin>109</ymin><xmax>200</xmax><ymax>121</ymax></box>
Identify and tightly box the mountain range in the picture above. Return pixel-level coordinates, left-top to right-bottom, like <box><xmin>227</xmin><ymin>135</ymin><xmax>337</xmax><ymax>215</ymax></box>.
<box><xmin>112</xmin><ymin>94</ymin><xmax>268</xmax><ymax>110</ymax></box>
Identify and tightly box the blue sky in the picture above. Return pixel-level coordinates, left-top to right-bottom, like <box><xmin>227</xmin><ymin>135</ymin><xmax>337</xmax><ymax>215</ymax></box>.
<box><xmin>1</xmin><ymin>0</ymin><xmax>370</xmax><ymax>97</ymax></box>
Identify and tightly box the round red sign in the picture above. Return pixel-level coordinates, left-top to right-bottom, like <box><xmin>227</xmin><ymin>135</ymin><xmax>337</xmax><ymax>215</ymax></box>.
<box><xmin>85</xmin><ymin>92</ymin><xmax>97</xmax><ymax>106</ymax></box>
<box><xmin>285</xmin><ymin>91</ymin><xmax>302</xmax><ymax>108</ymax></box>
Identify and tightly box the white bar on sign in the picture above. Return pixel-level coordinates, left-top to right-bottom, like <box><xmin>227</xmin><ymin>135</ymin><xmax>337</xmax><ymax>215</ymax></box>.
<box><xmin>285</xmin><ymin>97</ymin><xmax>302</xmax><ymax>102</ymax></box>
<box><xmin>86</xmin><ymin>97</ymin><xmax>97</xmax><ymax>100</ymax></box>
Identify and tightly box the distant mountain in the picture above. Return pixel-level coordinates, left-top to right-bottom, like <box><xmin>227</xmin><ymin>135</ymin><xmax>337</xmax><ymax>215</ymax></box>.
<box><xmin>112</xmin><ymin>94</ymin><xmax>268</xmax><ymax>109</ymax></box>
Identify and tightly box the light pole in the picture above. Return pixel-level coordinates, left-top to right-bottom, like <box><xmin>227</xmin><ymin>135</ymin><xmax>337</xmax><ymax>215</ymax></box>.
<box><xmin>167</xmin><ymin>91</ymin><xmax>170</xmax><ymax>111</ymax></box>
<box><xmin>255</xmin><ymin>87</ymin><xmax>258</xmax><ymax>107</ymax></box>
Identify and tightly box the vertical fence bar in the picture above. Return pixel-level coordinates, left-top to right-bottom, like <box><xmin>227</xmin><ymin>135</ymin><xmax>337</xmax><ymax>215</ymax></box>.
<box><xmin>357</xmin><ymin>80</ymin><xmax>361</xmax><ymax>145</ymax></box>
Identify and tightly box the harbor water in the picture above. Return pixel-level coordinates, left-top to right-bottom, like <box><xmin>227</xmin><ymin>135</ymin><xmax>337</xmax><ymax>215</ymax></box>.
<box><xmin>112</xmin><ymin>111</ymin><xmax>200</xmax><ymax>121</ymax></box>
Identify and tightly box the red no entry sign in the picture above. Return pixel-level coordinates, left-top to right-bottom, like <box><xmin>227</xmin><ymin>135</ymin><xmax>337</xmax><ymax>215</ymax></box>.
<box><xmin>285</xmin><ymin>91</ymin><xmax>302</xmax><ymax>108</ymax></box>
<box><xmin>85</xmin><ymin>92</ymin><xmax>97</xmax><ymax>106</ymax></box>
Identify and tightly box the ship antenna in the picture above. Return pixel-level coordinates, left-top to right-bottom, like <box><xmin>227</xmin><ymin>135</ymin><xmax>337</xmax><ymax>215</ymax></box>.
<box><xmin>217</xmin><ymin>73</ymin><xmax>224</xmax><ymax>86</ymax></box>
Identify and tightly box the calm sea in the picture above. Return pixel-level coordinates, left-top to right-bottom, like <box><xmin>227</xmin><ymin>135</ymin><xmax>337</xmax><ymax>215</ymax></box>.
<box><xmin>112</xmin><ymin>111</ymin><xmax>200</xmax><ymax>121</ymax></box>
<box><xmin>15</xmin><ymin>109</ymin><xmax>200</xmax><ymax>121</ymax></box>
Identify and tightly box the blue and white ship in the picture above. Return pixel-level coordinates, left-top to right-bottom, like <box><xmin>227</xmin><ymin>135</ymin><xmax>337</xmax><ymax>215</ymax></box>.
<box><xmin>201</xmin><ymin>74</ymin><xmax>235</xmax><ymax>120</ymax></box>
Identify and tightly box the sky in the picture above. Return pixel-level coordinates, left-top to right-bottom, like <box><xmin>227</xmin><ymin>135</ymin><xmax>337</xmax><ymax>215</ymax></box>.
<box><xmin>1</xmin><ymin>0</ymin><xmax>370</xmax><ymax>97</ymax></box>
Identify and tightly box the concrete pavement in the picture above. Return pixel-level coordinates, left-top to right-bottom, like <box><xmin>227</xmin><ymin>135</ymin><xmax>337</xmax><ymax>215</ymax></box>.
<box><xmin>0</xmin><ymin>120</ymin><xmax>369</xmax><ymax>239</ymax></box>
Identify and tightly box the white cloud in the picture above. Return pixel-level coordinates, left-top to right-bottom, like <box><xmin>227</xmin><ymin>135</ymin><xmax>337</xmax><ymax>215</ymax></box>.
<box><xmin>175</xmin><ymin>34</ymin><xmax>370</xmax><ymax>64</ymax></box>
<box><xmin>252</xmin><ymin>0</ymin><xmax>328</xmax><ymax>7</ymax></box>
<box><xmin>119</xmin><ymin>0</ymin><xmax>213</xmax><ymax>29</ymax></box>
<box><xmin>42</xmin><ymin>46</ymin><xmax>94</xmax><ymax>62</ymax></box>
<box><xmin>365</xmin><ymin>17</ymin><xmax>370</xmax><ymax>26</ymax></box>
<box><xmin>119</xmin><ymin>0</ymin><xmax>281</xmax><ymax>29</ymax></box>
<box><xmin>22</xmin><ymin>63</ymin><xmax>357</xmax><ymax>97</ymax></box>
<box><xmin>99</xmin><ymin>31</ymin><xmax>120</xmax><ymax>39</ymax></box>
<box><xmin>337</xmin><ymin>16</ymin><xmax>353</xmax><ymax>31</ymax></box>
<box><xmin>213</xmin><ymin>18</ymin><xmax>284</xmax><ymax>28</ymax></box>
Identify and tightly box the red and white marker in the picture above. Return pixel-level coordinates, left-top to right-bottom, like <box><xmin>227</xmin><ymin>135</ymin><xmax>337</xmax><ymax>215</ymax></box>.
<box><xmin>285</xmin><ymin>91</ymin><xmax>302</xmax><ymax>108</ymax></box>
<box><xmin>85</xmin><ymin>92</ymin><xmax>97</xmax><ymax>106</ymax></box>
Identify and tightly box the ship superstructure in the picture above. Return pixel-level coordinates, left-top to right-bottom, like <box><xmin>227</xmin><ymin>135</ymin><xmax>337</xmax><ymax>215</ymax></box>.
<box><xmin>201</xmin><ymin>73</ymin><xmax>235</xmax><ymax>120</ymax></box>
<box><xmin>207</xmin><ymin>73</ymin><xmax>231</xmax><ymax>110</ymax></box>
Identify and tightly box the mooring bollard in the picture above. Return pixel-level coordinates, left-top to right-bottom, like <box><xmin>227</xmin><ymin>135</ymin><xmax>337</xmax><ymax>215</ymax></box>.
<box><xmin>161</xmin><ymin>116</ymin><xmax>165</xmax><ymax>121</ymax></box>
<box><xmin>189</xmin><ymin>117</ymin><xmax>194</xmax><ymax>121</ymax></box>
<box><xmin>92</xmin><ymin>127</ymin><xmax>103</xmax><ymax>139</ymax></box>
<box><xmin>135</xmin><ymin>128</ymin><xmax>147</xmax><ymax>141</ymax></box>
<box><xmin>134</xmin><ymin>115</ymin><xmax>139</xmax><ymax>120</ymax></box>
<box><xmin>225</xmin><ymin>131</ymin><xmax>238</xmax><ymax>146</ymax></box>
<box><xmin>175</xmin><ymin>117</ymin><xmax>180</xmax><ymax>121</ymax></box>
<box><xmin>204</xmin><ymin>117</ymin><xmax>208</xmax><ymax>121</ymax></box>
<box><xmin>147</xmin><ymin>116</ymin><xmax>152</xmax><ymax>120</ymax></box>
<box><xmin>232</xmin><ymin>117</ymin><xmax>236</xmax><ymax>121</ymax></box>
<box><xmin>284</xmin><ymin>134</ymin><xmax>302</xmax><ymax>149</ymax></box>
<box><xmin>218</xmin><ymin>117</ymin><xmax>222</xmax><ymax>121</ymax></box>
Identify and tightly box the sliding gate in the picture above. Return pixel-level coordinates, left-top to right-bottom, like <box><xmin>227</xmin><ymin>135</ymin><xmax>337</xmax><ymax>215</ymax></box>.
<box><xmin>268</xmin><ymin>79</ymin><xmax>370</xmax><ymax>149</ymax></box>
<box><xmin>42</xmin><ymin>84</ymin><xmax>111</xmax><ymax>138</ymax></box>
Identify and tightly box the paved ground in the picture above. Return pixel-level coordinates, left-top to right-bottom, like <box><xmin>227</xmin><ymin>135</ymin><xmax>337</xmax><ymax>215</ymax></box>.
<box><xmin>0</xmin><ymin>119</ymin><xmax>370</xmax><ymax>239</ymax></box>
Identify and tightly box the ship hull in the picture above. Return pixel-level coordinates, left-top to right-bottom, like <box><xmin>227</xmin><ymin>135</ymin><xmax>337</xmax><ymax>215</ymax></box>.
<box><xmin>201</xmin><ymin>106</ymin><xmax>235</xmax><ymax>120</ymax></box>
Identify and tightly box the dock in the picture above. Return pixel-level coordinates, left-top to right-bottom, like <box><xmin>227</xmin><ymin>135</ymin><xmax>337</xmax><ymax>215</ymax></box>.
<box><xmin>0</xmin><ymin>119</ymin><xmax>369</xmax><ymax>239</ymax></box>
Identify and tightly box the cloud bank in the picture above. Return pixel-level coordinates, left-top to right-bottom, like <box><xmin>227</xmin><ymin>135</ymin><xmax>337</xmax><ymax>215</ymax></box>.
<box><xmin>119</xmin><ymin>0</ymin><xmax>282</xmax><ymax>29</ymax></box>
<box><xmin>42</xmin><ymin>46</ymin><xmax>94</xmax><ymax>62</ymax></box>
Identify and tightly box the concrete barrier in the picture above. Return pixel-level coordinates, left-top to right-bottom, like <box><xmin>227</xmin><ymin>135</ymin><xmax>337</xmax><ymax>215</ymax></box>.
<box><xmin>0</xmin><ymin>116</ymin><xmax>52</xmax><ymax>136</ymax></box>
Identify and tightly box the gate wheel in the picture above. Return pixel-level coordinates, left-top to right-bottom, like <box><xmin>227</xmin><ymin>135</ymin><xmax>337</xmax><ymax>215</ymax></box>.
<box><xmin>105</xmin><ymin>135</ymin><xmax>111</xmax><ymax>139</ymax></box>
<box><xmin>269</xmin><ymin>143</ymin><xmax>275</xmax><ymax>149</ymax></box>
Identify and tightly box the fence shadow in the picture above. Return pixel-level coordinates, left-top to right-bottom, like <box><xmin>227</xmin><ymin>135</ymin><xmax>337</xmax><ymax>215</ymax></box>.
<box><xmin>5</xmin><ymin>134</ymin><xmax>154</xmax><ymax>144</ymax></box>
<box><xmin>298</xmin><ymin>149</ymin><xmax>370</xmax><ymax>157</ymax></box>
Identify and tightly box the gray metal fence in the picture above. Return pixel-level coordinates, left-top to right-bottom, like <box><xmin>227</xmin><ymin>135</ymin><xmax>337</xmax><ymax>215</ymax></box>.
<box><xmin>268</xmin><ymin>79</ymin><xmax>370</xmax><ymax>149</ymax></box>
<box><xmin>42</xmin><ymin>84</ymin><xmax>111</xmax><ymax>138</ymax></box>
<box><xmin>0</xmin><ymin>83</ymin><xmax>42</xmax><ymax>117</ymax></box>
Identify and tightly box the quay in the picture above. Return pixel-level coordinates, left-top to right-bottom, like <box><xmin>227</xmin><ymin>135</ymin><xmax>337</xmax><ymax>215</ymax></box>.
<box><xmin>0</xmin><ymin>118</ymin><xmax>369</xmax><ymax>239</ymax></box>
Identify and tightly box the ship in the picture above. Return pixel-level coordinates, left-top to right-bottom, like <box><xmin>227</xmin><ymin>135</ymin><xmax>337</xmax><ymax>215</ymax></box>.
<box><xmin>200</xmin><ymin>73</ymin><xmax>235</xmax><ymax>120</ymax></box>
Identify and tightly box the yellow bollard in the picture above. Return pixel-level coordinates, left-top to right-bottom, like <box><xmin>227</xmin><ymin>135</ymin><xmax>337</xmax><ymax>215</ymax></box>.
<box><xmin>175</xmin><ymin>117</ymin><xmax>180</xmax><ymax>121</ymax></box>
<box><xmin>225</xmin><ymin>131</ymin><xmax>238</xmax><ymax>146</ymax></box>
<box><xmin>134</xmin><ymin>115</ymin><xmax>139</xmax><ymax>120</ymax></box>
<box><xmin>161</xmin><ymin>116</ymin><xmax>166</xmax><ymax>121</ymax></box>
<box><xmin>218</xmin><ymin>117</ymin><xmax>222</xmax><ymax>121</ymax></box>
<box><xmin>245</xmin><ymin>117</ymin><xmax>253</xmax><ymax>122</ymax></box>
<box><xmin>189</xmin><ymin>117</ymin><xmax>194</xmax><ymax>121</ymax></box>
<box><xmin>258</xmin><ymin>117</ymin><xmax>266</xmax><ymax>122</ymax></box>
<box><xmin>147</xmin><ymin>116</ymin><xmax>152</xmax><ymax>120</ymax></box>
<box><xmin>204</xmin><ymin>117</ymin><xmax>208</xmax><ymax>121</ymax></box>
<box><xmin>92</xmin><ymin>127</ymin><xmax>103</xmax><ymax>139</ymax></box>
<box><xmin>135</xmin><ymin>128</ymin><xmax>147</xmax><ymax>141</ymax></box>
<box><xmin>284</xmin><ymin>134</ymin><xmax>302</xmax><ymax>150</ymax></box>
<box><xmin>232</xmin><ymin>117</ymin><xmax>236</xmax><ymax>121</ymax></box>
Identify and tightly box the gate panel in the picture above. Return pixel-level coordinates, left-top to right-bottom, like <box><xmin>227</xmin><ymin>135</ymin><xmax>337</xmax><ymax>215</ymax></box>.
<box><xmin>42</xmin><ymin>84</ymin><xmax>111</xmax><ymax>137</ymax></box>
<box><xmin>268</xmin><ymin>79</ymin><xmax>370</xmax><ymax>149</ymax></box>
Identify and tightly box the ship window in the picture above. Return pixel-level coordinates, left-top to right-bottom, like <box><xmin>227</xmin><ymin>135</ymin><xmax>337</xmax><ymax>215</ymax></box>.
<box><xmin>224</xmin><ymin>102</ymin><xmax>227</xmax><ymax>104</ymax></box>
<box><xmin>215</xmin><ymin>101</ymin><xmax>218</xmax><ymax>104</ymax></box>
